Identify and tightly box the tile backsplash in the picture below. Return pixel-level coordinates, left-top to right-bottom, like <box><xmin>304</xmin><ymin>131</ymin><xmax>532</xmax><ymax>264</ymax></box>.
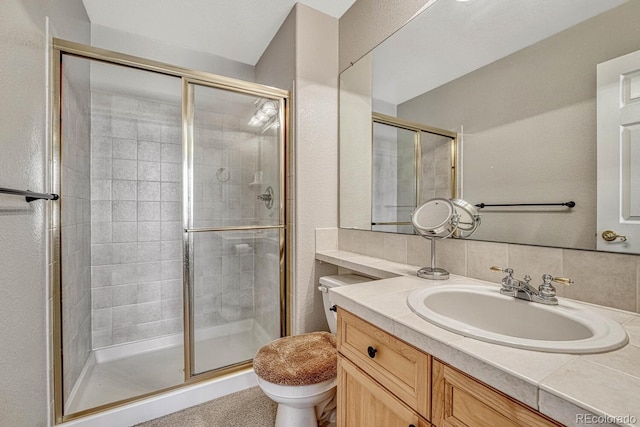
<box><xmin>326</xmin><ymin>228</ymin><xmax>640</xmax><ymax>314</ymax></box>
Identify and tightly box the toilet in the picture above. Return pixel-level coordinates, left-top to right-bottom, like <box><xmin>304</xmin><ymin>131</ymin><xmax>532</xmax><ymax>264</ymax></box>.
<box><xmin>318</xmin><ymin>274</ymin><xmax>373</xmax><ymax>334</ymax></box>
<box><xmin>253</xmin><ymin>274</ymin><xmax>372</xmax><ymax>427</ymax></box>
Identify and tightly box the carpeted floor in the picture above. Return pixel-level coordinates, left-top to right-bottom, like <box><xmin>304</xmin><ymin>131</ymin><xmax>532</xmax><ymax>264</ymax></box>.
<box><xmin>134</xmin><ymin>386</ymin><xmax>277</xmax><ymax>427</ymax></box>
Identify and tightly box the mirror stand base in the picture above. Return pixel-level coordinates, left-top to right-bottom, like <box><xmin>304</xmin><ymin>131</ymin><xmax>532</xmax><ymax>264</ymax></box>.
<box><xmin>417</xmin><ymin>267</ymin><xmax>449</xmax><ymax>280</ymax></box>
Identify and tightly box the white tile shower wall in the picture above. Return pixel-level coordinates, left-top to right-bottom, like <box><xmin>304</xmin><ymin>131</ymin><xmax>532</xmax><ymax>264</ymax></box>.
<box><xmin>192</xmin><ymin>110</ymin><xmax>259</xmax><ymax>229</ymax></box>
<box><xmin>372</xmin><ymin>124</ymin><xmax>400</xmax><ymax>229</ymax></box>
<box><xmin>253</xmin><ymin>128</ymin><xmax>281</xmax><ymax>338</ymax></box>
<box><xmin>192</xmin><ymin>232</ymin><xmax>256</xmax><ymax>329</ymax></box>
<box><xmin>190</xmin><ymin>107</ymin><xmax>261</xmax><ymax>331</ymax></box>
<box><xmin>90</xmin><ymin>92</ymin><xmax>183</xmax><ymax>348</ymax></box>
<box><xmin>254</xmin><ymin>234</ymin><xmax>281</xmax><ymax>339</ymax></box>
<box><xmin>338</xmin><ymin>228</ymin><xmax>640</xmax><ymax>314</ymax></box>
<box><xmin>396</xmin><ymin>131</ymin><xmax>415</xmax><ymax>234</ymax></box>
<box><xmin>61</xmin><ymin>72</ymin><xmax>92</xmax><ymax>402</ymax></box>
<box><xmin>421</xmin><ymin>133</ymin><xmax>452</xmax><ymax>201</ymax></box>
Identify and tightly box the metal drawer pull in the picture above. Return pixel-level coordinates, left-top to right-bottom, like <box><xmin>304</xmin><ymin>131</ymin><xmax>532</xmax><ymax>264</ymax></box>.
<box><xmin>367</xmin><ymin>346</ymin><xmax>377</xmax><ymax>358</ymax></box>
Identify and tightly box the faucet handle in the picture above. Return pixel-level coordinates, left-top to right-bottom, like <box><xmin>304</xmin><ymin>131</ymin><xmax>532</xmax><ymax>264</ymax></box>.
<box><xmin>538</xmin><ymin>274</ymin><xmax>573</xmax><ymax>301</ymax></box>
<box><xmin>491</xmin><ymin>266</ymin><xmax>518</xmax><ymax>294</ymax></box>
<box><xmin>490</xmin><ymin>266</ymin><xmax>514</xmax><ymax>283</ymax></box>
<box><xmin>490</xmin><ymin>266</ymin><xmax>513</xmax><ymax>274</ymax></box>
<box><xmin>550</xmin><ymin>276</ymin><xmax>573</xmax><ymax>286</ymax></box>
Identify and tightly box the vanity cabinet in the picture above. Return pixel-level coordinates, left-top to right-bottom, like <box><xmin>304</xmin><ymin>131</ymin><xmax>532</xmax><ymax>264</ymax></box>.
<box><xmin>432</xmin><ymin>360</ymin><xmax>559</xmax><ymax>427</ymax></box>
<box><xmin>337</xmin><ymin>309</ymin><xmax>561</xmax><ymax>427</ymax></box>
<box><xmin>338</xmin><ymin>357</ymin><xmax>431</xmax><ymax>427</ymax></box>
<box><xmin>338</xmin><ymin>309</ymin><xmax>430</xmax><ymax>418</ymax></box>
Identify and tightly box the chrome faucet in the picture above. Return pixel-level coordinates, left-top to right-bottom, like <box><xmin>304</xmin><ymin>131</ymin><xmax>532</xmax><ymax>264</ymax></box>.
<box><xmin>490</xmin><ymin>266</ymin><xmax>573</xmax><ymax>305</ymax></box>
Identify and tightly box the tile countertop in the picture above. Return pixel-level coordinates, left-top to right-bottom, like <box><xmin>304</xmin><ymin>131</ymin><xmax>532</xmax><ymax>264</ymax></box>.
<box><xmin>316</xmin><ymin>249</ymin><xmax>640</xmax><ymax>427</ymax></box>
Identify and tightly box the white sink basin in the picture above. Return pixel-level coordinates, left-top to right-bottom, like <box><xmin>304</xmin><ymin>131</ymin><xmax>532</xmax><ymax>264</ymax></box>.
<box><xmin>406</xmin><ymin>284</ymin><xmax>628</xmax><ymax>354</ymax></box>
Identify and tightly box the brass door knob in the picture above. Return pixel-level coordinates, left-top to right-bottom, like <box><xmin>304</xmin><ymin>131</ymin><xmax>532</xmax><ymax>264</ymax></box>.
<box><xmin>602</xmin><ymin>230</ymin><xmax>627</xmax><ymax>242</ymax></box>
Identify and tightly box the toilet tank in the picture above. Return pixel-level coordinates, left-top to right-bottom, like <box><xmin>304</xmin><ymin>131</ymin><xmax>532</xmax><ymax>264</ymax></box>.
<box><xmin>319</xmin><ymin>274</ymin><xmax>373</xmax><ymax>334</ymax></box>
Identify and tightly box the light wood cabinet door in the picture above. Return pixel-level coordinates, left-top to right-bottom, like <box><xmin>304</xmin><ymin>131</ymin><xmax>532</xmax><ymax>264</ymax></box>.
<box><xmin>338</xmin><ymin>356</ymin><xmax>431</xmax><ymax>427</ymax></box>
<box><xmin>432</xmin><ymin>360</ymin><xmax>561</xmax><ymax>427</ymax></box>
<box><xmin>338</xmin><ymin>309</ymin><xmax>431</xmax><ymax>419</ymax></box>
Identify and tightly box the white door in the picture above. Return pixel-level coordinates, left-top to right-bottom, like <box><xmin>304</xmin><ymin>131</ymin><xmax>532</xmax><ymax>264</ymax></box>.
<box><xmin>597</xmin><ymin>49</ymin><xmax>640</xmax><ymax>252</ymax></box>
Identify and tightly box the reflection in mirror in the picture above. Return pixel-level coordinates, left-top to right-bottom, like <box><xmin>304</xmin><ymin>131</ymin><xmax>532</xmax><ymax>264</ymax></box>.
<box><xmin>371</xmin><ymin>114</ymin><xmax>457</xmax><ymax>234</ymax></box>
<box><xmin>451</xmin><ymin>198</ymin><xmax>481</xmax><ymax>238</ymax></box>
<box><xmin>339</xmin><ymin>0</ymin><xmax>640</xmax><ymax>254</ymax></box>
<box><xmin>411</xmin><ymin>197</ymin><xmax>481</xmax><ymax>280</ymax></box>
<box><xmin>372</xmin><ymin>122</ymin><xmax>416</xmax><ymax>234</ymax></box>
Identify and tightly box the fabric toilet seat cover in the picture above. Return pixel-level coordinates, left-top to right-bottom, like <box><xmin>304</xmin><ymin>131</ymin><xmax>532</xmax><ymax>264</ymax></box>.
<box><xmin>253</xmin><ymin>331</ymin><xmax>337</xmax><ymax>386</ymax></box>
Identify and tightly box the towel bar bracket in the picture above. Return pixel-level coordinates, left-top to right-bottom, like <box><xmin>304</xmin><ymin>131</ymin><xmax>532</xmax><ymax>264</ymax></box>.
<box><xmin>0</xmin><ymin>187</ymin><xmax>59</xmax><ymax>202</ymax></box>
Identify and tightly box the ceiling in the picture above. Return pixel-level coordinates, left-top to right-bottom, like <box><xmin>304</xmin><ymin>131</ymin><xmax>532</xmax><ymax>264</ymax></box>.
<box><xmin>81</xmin><ymin>0</ymin><xmax>627</xmax><ymax>105</ymax></box>
<box><xmin>81</xmin><ymin>0</ymin><xmax>356</xmax><ymax>66</ymax></box>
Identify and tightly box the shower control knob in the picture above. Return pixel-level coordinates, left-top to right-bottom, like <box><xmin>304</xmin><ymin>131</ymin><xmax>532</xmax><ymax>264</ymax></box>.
<box><xmin>367</xmin><ymin>346</ymin><xmax>377</xmax><ymax>358</ymax></box>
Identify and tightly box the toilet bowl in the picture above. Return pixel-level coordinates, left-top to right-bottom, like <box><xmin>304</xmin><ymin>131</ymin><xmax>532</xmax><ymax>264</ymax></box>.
<box><xmin>254</xmin><ymin>274</ymin><xmax>372</xmax><ymax>427</ymax></box>
<box><xmin>258</xmin><ymin>377</ymin><xmax>336</xmax><ymax>426</ymax></box>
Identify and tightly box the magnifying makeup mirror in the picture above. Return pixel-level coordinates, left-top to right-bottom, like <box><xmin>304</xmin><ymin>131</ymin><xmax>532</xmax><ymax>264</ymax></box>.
<box><xmin>411</xmin><ymin>198</ymin><xmax>481</xmax><ymax>280</ymax></box>
<box><xmin>450</xmin><ymin>198</ymin><xmax>481</xmax><ymax>238</ymax></box>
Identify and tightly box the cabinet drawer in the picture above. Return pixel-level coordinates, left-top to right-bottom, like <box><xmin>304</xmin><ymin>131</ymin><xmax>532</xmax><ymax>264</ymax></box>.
<box><xmin>432</xmin><ymin>359</ymin><xmax>561</xmax><ymax>427</ymax></box>
<box><xmin>338</xmin><ymin>309</ymin><xmax>430</xmax><ymax>419</ymax></box>
<box><xmin>338</xmin><ymin>356</ymin><xmax>431</xmax><ymax>427</ymax></box>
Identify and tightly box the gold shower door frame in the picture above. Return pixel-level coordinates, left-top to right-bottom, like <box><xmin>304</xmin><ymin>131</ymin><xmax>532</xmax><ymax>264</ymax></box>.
<box><xmin>51</xmin><ymin>39</ymin><xmax>289</xmax><ymax>424</ymax></box>
<box><xmin>371</xmin><ymin>112</ymin><xmax>458</xmax><ymax>228</ymax></box>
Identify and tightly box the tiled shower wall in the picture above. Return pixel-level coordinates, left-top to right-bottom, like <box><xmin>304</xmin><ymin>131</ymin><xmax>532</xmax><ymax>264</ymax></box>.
<box><xmin>190</xmin><ymin>107</ymin><xmax>271</xmax><ymax>333</ymax></box>
<box><xmin>254</xmin><ymin>233</ymin><xmax>281</xmax><ymax>338</ymax></box>
<box><xmin>372</xmin><ymin>125</ymin><xmax>452</xmax><ymax>234</ymax></box>
<box><xmin>61</xmin><ymin>71</ymin><xmax>92</xmax><ymax>401</ymax></box>
<box><xmin>420</xmin><ymin>132</ymin><xmax>452</xmax><ymax>201</ymax></box>
<box><xmin>191</xmin><ymin>229</ymin><xmax>278</xmax><ymax>336</ymax></box>
<box><xmin>89</xmin><ymin>92</ymin><xmax>184</xmax><ymax>348</ymax></box>
<box><xmin>190</xmin><ymin>109</ymin><xmax>258</xmax><ymax>332</ymax></box>
<box><xmin>253</xmin><ymin>132</ymin><xmax>282</xmax><ymax>339</ymax></box>
<box><xmin>88</xmin><ymin>89</ymin><xmax>282</xmax><ymax>348</ymax></box>
<box><xmin>372</xmin><ymin>123</ymin><xmax>400</xmax><ymax>231</ymax></box>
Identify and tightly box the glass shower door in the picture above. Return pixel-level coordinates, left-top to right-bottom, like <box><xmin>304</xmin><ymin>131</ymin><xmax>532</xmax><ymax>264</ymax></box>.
<box><xmin>53</xmin><ymin>38</ymin><xmax>289</xmax><ymax>422</ymax></box>
<box><xmin>186</xmin><ymin>82</ymin><xmax>284</xmax><ymax>376</ymax></box>
<box><xmin>372</xmin><ymin>122</ymin><xmax>417</xmax><ymax>233</ymax></box>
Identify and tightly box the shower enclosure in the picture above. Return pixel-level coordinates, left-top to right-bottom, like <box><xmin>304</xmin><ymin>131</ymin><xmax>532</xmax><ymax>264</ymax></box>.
<box><xmin>370</xmin><ymin>113</ymin><xmax>457</xmax><ymax>234</ymax></box>
<box><xmin>52</xmin><ymin>40</ymin><xmax>287</xmax><ymax>422</ymax></box>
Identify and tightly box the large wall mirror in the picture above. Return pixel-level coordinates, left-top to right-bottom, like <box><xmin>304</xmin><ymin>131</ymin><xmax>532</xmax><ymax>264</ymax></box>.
<box><xmin>339</xmin><ymin>0</ymin><xmax>640</xmax><ymax>254</ymax></box>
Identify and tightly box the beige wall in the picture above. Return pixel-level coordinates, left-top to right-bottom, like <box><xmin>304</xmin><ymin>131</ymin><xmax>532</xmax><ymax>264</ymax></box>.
<box><xmin>339</xmin><ymin>53</ymin><xmax>372</xmax><ymax>230</ymax></box>
<box><xmin>292</xmin><ymin>4</ymin><xmax>340</xmax><ymax>334</ymax></box>
<box><xmin>339</xmin><ymin>0</ymin><xmax>429</xmax><ymax>72</ymax></box>
<box><xmin>257</xmin><ymin>4</ymin><xmax>340</xmax><ymax>334</ymax></box>
<box><xmin>0</xmin><ymin>1</ymin><xmax>50</xmax><ymax>426</ymax></box>
<box><xmin>256</xmin><ymin>11</ymin><xmax>295</xmax><ymax>92</ymax></box>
